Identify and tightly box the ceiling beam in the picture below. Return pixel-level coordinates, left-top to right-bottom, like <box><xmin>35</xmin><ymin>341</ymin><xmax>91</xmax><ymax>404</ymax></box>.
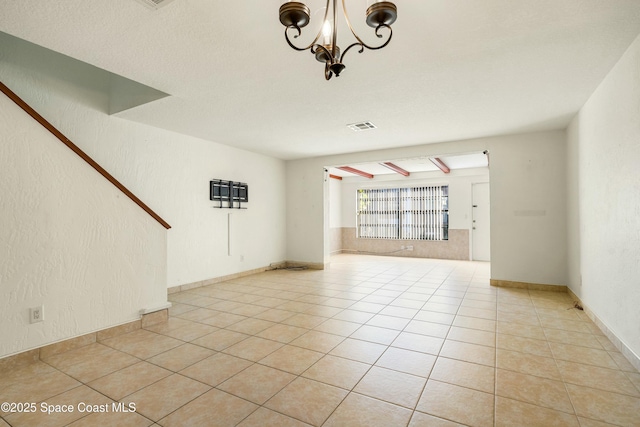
<box><xmin>329</xmin><ymin>174</ymin><xmax>343</xmax><ymax>180</ymax></box>
<box><xmin>336</xmin><ymin>166</ymin><xmax>374</xmax><ymax>179</ymax></box>
<box><xmin>380</xmin><ymin>162</ymin><xmax>410</xmax><ymax>177</ymax></box>
<box><xmin>429</xmin><ymin>157</ymin><xmax>451</xmax><ymax>174</ymax></box>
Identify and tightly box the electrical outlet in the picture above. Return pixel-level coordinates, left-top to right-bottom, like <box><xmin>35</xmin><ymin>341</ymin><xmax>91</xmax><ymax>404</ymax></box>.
<box><xmin>240</xmin><ymin>255</ymin><xmax>244</xmax><ymax>262</ymax></box>
<box><xmin>407</xmin><ymin>245</ymin><xmax>414</xmax><ymax>251</ymax></box>
<box><xmin>30</xmin><ymin>305</ymin><xmax>44</xmax><ymax>324</ymax></box>
<box><xmin>400</xmin><ymin>245</ymin><xmax>405</xmax><ymax>250</ymax></box>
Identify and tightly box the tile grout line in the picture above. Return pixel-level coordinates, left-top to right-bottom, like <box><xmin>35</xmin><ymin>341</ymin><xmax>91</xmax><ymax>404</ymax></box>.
<box><xmin>7</xmin><ymin>257</ymin><xmax>638</xmax><ymax>426</ymax></box>
<box><xmin>534</xmin><ymin>288</ymin><xmax>584</xmax><ymax>424</ymax></box>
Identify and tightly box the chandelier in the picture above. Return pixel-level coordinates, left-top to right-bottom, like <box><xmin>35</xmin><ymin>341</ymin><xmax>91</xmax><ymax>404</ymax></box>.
<box><xmin>278</xmin><ymin>0</ymin><xmax>398</xmax><ymax>80</ymax></box>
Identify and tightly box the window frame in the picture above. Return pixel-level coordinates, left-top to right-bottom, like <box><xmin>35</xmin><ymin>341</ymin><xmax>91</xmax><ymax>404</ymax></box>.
<box><xmin>356</xmin><ymin>185</ymin><xmax>449</xmax><ymax>241</ymax></box>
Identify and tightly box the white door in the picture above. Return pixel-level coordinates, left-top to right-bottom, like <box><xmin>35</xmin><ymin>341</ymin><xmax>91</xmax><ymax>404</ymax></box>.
<box><xmin>472</xmin><ymin>183</ymin><xmax>490</xmax><ymax>261</ymax></box>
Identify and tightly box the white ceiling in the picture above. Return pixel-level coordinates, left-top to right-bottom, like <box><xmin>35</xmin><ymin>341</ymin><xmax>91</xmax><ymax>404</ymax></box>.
<box><xmin>1</xmin><ymin>0</ymin><xmax>639</xmax><ymax>160</ymax></box>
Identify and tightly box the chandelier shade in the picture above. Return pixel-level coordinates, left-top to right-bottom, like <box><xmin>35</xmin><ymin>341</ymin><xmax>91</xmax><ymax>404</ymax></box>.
<box><xmin>279</xmin><ymin>0</ymin><xmax>397</xmax><ymax>80</ymax></box>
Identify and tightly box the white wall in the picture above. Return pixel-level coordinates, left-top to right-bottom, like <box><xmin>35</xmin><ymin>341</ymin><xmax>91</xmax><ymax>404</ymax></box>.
<box><xmin>0</xmin><ymin>34</ymin><xmax>287</xmax><ymax>290</ymax></box>
<box><xmin>329</xmin><ymin>174</ymin><xmax>342</xmax><ymax>228</ymax></box>
<box><xmin>567</xmin><ymin>33</ymin><xmax>640</xmax><ymax>361</ymax></box>
<box><xmin>287</xmin><ymin>162</ymin><xmax>327</xmax><ymax>263</ymax></box>
<box><xmin>566</xmin><ymin>118</ymin><xmax>581</xmax><ymax>292</ymax></box>
<box><xmin>489</xmin><ymin>132</ymin><xmax>567</xmax><ymax>285</ymax></box>
<box><xmin>0</xmin><ymin>93</ymin><xmax>167</xmax><ymax>358</ymax></box>
<box><xmin>286</xmin><ymin>131</ymin><xmax>567</xmax><ymax>286</ymax></box>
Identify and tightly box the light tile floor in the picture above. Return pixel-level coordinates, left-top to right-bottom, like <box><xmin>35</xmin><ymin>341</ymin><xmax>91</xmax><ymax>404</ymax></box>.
<box><xmin>2</xmin><ymin>254</ymin><xmax>640</xmax><ymax>426</ymax></box>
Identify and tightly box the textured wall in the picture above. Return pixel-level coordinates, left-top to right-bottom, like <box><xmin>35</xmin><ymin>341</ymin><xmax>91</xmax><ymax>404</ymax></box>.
<box><xmin>488</xmin><ymin>131</ymin><xmax>567</xmax><ymax>285</ymax></box>
<box><xmin>568</xmin><ymin>33</ymin><xmax>640</xmax><ymax>360</ymax></box>
<box><xmin>0</xmin><ymin>93</ymin><xmax>167</xmax><ymax>358</ymax></box>
<box><xmin>0</xmin><ymin>33</ymin><xmax>287</xmax><ymax>289</ymax></box>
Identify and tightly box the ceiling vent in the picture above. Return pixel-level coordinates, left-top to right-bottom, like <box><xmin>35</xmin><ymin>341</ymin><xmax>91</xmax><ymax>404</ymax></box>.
<box><xmin>136</xmin><ymin>0</ymin><xmax>176</xmax><ymax>9</ymax></box>
<box><xmin>347</xmin><ymin>122</ymin><xmax>377</xmax><ymax>132</ymax></box>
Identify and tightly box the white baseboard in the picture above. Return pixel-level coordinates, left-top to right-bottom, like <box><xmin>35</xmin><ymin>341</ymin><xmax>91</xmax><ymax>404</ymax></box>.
<box><xmin>568</xmin><ymin>288</ymin><xmax>640</xmax><ymax>372</ymax></box>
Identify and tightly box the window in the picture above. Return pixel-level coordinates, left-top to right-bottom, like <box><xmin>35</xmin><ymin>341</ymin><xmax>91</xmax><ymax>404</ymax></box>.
<box><xmin>357</xmin><ymin>186</ymin><xmax>449</xmax><ymax>240</ymax></box>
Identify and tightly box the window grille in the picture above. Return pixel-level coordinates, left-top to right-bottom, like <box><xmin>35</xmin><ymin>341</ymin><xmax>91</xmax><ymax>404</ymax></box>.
<box><xmin>357</xmin><ymin>186</ymin><xmax>449</xmax><ymax>240</ymax></box>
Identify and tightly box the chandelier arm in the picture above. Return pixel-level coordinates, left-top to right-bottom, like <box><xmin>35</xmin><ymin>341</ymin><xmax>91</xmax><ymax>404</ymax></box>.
<box><xmin>340</xmin><ymin>42</ymin><xmax>364</xmax><ymax>63</ymax></box>
<box><xmin>351</xmin><ymin>24</ymin><xmax>393</xmax><ymax>51</ymax></box>
<box><xmin>331</xmin><ymin>0</ymin><xmax>339</xmax><ymax>60</ymax></box>
<box><xmin>340</xmin><ymin>0</ymin><xmax>393</xmax><ymax>50</ymax></box>
<box><xmin>324</xmin><ymin>62</ymin><xmax>334</xmax><ymax>80</ymax></box>
<box><xmin>284</xmin><ymin>26</ymin><xmax>322</xmax><ymax>52</ymax></box>
<box><xmin>283</xmin><ymin>0</ymin><xmax>332</xmax><ymax>53</ymax></box>
<box><xmin>366</xmin><ymin>24</ymin><xmax>393</xmax><ymax>50</ymax></box>
<box><xmin>340</xmin><ymin>0</ymin><xmax>364</xmax><ymax>46</ymax></box>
